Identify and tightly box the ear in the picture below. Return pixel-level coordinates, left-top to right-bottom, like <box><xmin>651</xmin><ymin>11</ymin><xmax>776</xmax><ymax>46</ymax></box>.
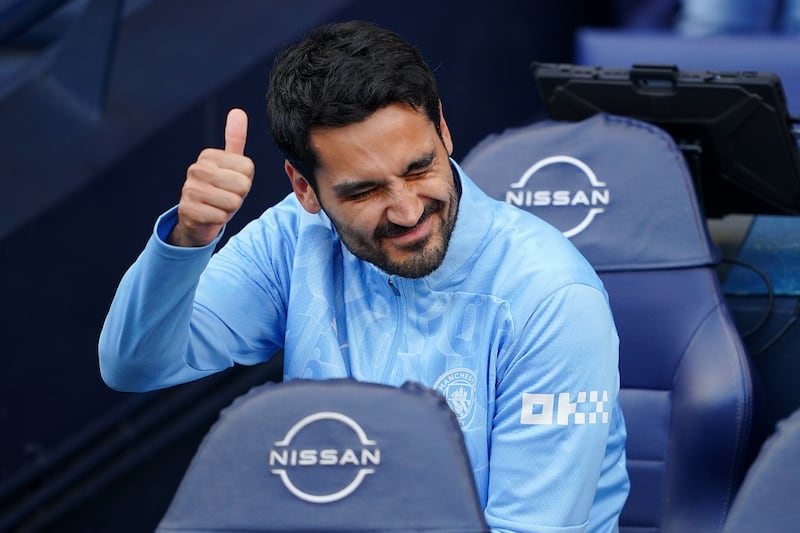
<box><xmin>438</xmin><ymin>101</ymin><xmax>454</xmax><ymax>156</ymax></box>
<box><xmin>285</xmin><ymin>160</ymin><xmax>321</xmax><ymax>214</ymax></box>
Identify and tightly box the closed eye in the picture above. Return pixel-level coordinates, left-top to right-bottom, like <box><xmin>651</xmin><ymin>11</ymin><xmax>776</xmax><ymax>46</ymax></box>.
<box><xmin>406</xmin><ymin>168</ymin><xmax>431</xmax><ymax>180</ymax></box>
<box><xmin>333</xmin><ymin>181</ymin><xmax>381</xmax><ymax>201</ymax></box>
<box><xmin>346</xmin><ymin>188</ymin><xmax>376</xmax><ymax>201</ymax></box>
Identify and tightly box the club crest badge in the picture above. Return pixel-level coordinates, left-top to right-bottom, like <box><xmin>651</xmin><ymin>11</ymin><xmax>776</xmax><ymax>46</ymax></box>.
<box><xmin>433</xmin><ymin>368</ymin><xmax>477</xmax><ymax>429</ymax></box>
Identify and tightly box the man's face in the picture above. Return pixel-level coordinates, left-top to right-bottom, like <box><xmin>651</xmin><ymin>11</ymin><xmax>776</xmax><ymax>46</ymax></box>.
<box><xmin>288</xmin><ymin>103</ymin><xmax>459</xmax><ymax>278</ymax></box>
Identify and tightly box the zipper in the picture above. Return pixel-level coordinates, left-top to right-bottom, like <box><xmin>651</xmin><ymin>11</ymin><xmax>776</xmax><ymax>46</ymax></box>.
<box><xmin>382</xmin><ymin>276</ymin><xmax>404</xmax><ymax>382</ymax></box>
<box><xmin>387</xmin><ymin>277</ymin><xmax>400</xmax><ymax>296</ymax></box>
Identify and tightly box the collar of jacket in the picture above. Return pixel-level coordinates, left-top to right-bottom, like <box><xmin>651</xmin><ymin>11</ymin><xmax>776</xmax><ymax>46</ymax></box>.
<box><xmin>421</xmin><ymin>159</ymin><xmax>498</xmax><ymax>290</ymax></box>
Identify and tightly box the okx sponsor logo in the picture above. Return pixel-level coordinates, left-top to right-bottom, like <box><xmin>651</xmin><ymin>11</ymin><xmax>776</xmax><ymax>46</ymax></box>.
<box><xmin>268</xmin><ymin>412</ymin><xmax>381</xmax><ymax>503</ymax></box>
<box><xmin>506</xmin><ymin>155</ymin><xmax>610</xmax><ymax>238</ymax></box>
<box><xmin>520</xmin><ymin>390</ymin><xmax>610</xmax><ymax>426</ymax></box>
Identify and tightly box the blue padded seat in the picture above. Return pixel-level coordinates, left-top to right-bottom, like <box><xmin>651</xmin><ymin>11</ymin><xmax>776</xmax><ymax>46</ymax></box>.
<box><xmin>461</xmin><ymin>114</ymin><xmax>762</xmax><ymax>532</ymax></box>
<box><xmin>156</xmin><ymin>378</ymin><xmax>489</xmax><ymax>532</ymax></box>
<box><xmin>722</xmin><ymin>407</ymin><xmax>800</xmax><ymax>533</ymax></box>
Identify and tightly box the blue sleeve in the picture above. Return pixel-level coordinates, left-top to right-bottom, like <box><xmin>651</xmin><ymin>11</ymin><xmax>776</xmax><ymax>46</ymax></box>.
<box><xmin>98</xmin><ymin>208</ymin><xmax>285</xmax><ymax>391</ymax></box>
<box><xmin>486</xmin><ymin>283</ymin><xmax>626</xmax><ymax>533</ymax></box>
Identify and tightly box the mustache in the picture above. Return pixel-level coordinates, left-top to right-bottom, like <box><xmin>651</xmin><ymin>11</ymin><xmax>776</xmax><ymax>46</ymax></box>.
<box><xmin>374</xmin><ymin>200</ymin><xmax>444</xmax><ymax>239</ymax></box>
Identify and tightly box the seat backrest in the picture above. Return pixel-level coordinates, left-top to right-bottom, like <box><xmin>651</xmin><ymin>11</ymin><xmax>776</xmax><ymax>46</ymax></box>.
<box><xmin>722</xmin><ymin>407</ymin><xmax>800</xmax><ymax>533</ymax></box>
<box><xmin>461</xmin><ymin>113</ymin><xmax>760</xmax><ymax>532</ymax></box>
<box><xmin>156</xmin><ymin>378</ymin><xmax>488</xmax><ymax>532</ymax></box>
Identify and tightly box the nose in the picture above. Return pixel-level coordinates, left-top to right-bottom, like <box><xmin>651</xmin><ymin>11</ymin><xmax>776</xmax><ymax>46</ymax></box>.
<box><xmin>385</xmin><ymin>185</ymin><xmax>424</xmax><ymax>227</ymax></box>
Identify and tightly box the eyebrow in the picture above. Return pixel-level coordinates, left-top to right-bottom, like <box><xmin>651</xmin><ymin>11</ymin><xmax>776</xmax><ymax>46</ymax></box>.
<box><xmin>401</xmin><ymin>151</ymin><xmax>435</xmax><ymax>176</ymax></box>
<box><xmin>331</xmin><ymin>151</ymin><xmax>437</xmax><ymax>198</ymax></box>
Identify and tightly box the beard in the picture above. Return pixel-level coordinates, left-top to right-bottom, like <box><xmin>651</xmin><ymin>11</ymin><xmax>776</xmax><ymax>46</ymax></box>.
<box><xmin>326</xmin><ymin>185</ymin><xmax>459</xmax><ymax>279</ymax></box>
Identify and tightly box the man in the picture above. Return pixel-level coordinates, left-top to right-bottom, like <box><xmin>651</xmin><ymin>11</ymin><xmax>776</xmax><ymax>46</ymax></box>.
<box><xmin>99</xmin><ymin>20</ymin><xmax>629</xmax><ymax>532</ymax></box>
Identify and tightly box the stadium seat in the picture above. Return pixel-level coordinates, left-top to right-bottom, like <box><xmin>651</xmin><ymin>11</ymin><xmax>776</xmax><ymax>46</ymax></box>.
<box><xmin>156</xmin><ymin>378</ymin><xmax>489</xmax><ymax>532</ymax></box>
<box><xmin>722</xmin><ymin>406</ymin><xmax>800</xmax><ymax>533</ymax></box>
<box><xmin>461</xmin><ymin>113</ymin><xmax>764</xmax><ymax>532</ymax></box>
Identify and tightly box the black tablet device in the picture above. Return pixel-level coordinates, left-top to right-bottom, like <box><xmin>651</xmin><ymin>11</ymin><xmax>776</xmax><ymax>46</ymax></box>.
<box><xmin>532</xmin><ymin>62</ymin><xmax>800</xmax><ymax>217</ymax></box>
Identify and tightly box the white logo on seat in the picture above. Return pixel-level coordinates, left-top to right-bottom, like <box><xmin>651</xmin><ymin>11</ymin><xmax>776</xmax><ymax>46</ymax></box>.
<box><xmin>268</xmin><ymin>411</ymin><xmax>380</xmax><ymax>503</ymax></box>
<box><xmin>506</xmin><ymin>155</ymin><xmax>610</xmax><ymax>238</ymax></box>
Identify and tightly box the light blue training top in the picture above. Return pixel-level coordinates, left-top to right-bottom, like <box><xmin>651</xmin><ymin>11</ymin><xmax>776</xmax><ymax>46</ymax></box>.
<box><xmin>99</xmin><ymin>161</ymin><xmax>630</xmax><ymax>532</ymax></box>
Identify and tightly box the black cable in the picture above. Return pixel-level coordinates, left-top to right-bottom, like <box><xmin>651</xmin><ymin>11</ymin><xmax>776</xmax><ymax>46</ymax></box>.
<box><xmin>722</xmin><ymin>256</ymin><xmax>800</xmax><ymax>357</ymax></box>
<box><xmin>751</xmin><ymin>297</ymin><xmax>800</xmax><ymax>358</ymax></box>
<box><xmin>722</xmin><ymin>257</ymin><xmax>775</xmax><ymax>339</ymax></box>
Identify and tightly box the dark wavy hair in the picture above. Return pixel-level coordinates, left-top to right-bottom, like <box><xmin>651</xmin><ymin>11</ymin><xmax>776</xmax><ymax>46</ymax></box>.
<box><xmin>266</xmin><ymin>20</ymin><xmax>441</xmax><ymax>188</ymax></box>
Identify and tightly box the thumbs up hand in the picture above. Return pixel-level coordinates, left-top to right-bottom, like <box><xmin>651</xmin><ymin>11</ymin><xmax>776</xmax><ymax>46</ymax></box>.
<box><xmin>169</xmin><ymin>108</ymin><xmax>255</xmax><ymax>247</ymax></box>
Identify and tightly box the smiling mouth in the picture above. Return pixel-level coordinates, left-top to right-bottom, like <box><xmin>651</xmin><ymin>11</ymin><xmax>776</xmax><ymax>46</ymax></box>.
<box><xmin>384</xmin><ymin>217</ymin><xmax>433</xmax><ymax>247</ymax></box>
<box><xmin>375</xmin><ymin>200</ymin><xmax>443</xmax><ymax>243</ymax></box>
